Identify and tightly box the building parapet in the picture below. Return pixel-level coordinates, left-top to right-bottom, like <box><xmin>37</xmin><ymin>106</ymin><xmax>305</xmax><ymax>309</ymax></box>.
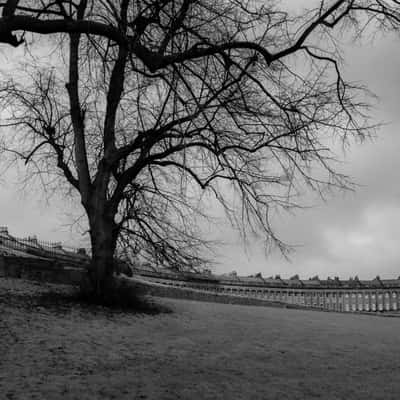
<box><xmin>134</xmin><ymin>267</ymin><xmax>400</xmax><ymax>290</ymax></box>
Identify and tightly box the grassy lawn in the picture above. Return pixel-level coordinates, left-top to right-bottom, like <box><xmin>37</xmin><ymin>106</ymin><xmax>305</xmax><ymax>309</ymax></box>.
<box><xmin>1</xmin><ymin>277</ymin><xmax>400</xmax><ymax>400</ymax></box>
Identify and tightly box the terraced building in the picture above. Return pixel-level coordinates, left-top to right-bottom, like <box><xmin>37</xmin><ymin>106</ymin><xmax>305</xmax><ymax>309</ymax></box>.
<box><xmin>132</xmin><ymin>264</ymin><xmax>400</xmax><ymax>313</ymax></box>
<box><xmin>1</xmin><ymin>226</ymin><xmax>399</xmax><ymax>313</ymax></box>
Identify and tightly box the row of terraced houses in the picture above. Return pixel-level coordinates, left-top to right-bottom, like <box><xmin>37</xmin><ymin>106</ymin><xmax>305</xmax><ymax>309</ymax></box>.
<box><xmin>132</xmin><ymin>265</ymin><xmax>400</xmax><ymax>313</ymax></box>
<box><xmin>1</xmin><ymin>226</ymin><xmax>400</xmax><ymax>313</ymax></box>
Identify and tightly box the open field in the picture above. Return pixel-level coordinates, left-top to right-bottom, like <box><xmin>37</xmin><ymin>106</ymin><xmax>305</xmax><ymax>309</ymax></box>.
<box><xmin>1</xmin><ymin>278</ymin><xmax>400</xmax><ymax>400</ymax></box>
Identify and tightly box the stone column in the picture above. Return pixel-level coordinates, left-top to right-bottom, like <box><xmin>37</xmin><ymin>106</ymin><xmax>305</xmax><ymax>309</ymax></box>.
<box><xmin>323</xmin><ymin>292</ymin><xmax>328</xmax><ymax>310</ymax></box>
<box><xmin>350</xmin><ymin>292</ymin><xmax>354</xmax><ymax>311</ymax></box>
<box><xmin>358</xmin><ymin>292</ymin><xmax>364</xmax><ymax>311</ymax></box>
<box><xmin>335</xmin><ymin>292</ymin><xmax>340</xmax><ymax>311</ymax></box>
<box><xmin>338</xmin><ymin>292</ymin><xmax>343</xmax><ymax>312</ymax></box>
<box><xmin>329</xmin><ymin>292</ymin><xmax>333</xmax><ymax>310</ymax></box>
<box><xmin>377</xmin><ymin>292</ymin><xmax>384</xmax><ymax>311</ymax></box>
<box><xmin>371</xmin><ymin>292</ymin><xmax>376</xmax><ymax>311</ymax></box>
<box><xmin>344</xmin><ymin>293</ymin><xmax>350</xmax><ymax>312</ymax></box>
<box><xmin>391</xmin><ymin>292</ymin><xmax>397</xmax><ymax>311</ymax></box>
<box><xmin>305</xmin><ymin>292</ymin><xmax>310</xmax><ymax>307</ymax></box>
<box><xmin>385</xmin><ymin>292</ymin><xmax>391</xmax><ymax>311</ymax></box>
<box><xmin>364</xmin><ymin>292</ymin><xmax>370</xmax><ymax>312</ymax></box>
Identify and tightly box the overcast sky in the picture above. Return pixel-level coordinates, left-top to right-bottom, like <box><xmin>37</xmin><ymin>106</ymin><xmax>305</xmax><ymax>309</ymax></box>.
<box><xmin>214</xmin><ymin>31</ymin><xmax>400</xmax><ymax>280</ymax></box>
<box><xmin>1</xmin><ymin>10</ymin><xmax>400</xmax><ymax>280</ymax></box>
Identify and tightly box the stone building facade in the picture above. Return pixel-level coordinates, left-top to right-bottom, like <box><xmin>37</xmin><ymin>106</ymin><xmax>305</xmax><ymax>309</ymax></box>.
<box><xmin>133</xmin><ymin>267</ymin><xmax>400</xmax><ymax>313</ymax></box>
<box><xmin>1</xmin><ymin>226</ymin><xmax>399</xmax><ymax>313</ymax></box>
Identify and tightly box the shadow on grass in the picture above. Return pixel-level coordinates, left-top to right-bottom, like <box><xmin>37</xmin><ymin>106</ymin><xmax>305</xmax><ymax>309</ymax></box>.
<box><xmin>0</xmin><ymin>278</ymin><xmax>172</xmax><ymax>316</ymax></box>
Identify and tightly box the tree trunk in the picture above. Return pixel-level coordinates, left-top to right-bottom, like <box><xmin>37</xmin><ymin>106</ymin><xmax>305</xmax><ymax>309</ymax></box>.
<box><xmin>88</xmin><ymin>214</ymin><xmax>118</xmax><ymax>299</ymax></box>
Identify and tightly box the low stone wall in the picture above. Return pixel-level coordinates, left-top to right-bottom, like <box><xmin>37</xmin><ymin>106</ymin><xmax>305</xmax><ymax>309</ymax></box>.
<box><xmin>132</xmin><ymin>273</ymin><xmax>400</xmax><ymax>313</ymax></box>
<box><xmin>0</xmin><ymin>256</ymin><xmax>287</xmax><ymax>308</ymax></box>
<box><xmin>127</xmin><ymin>277</ymin><xmax>289</xmax><ymax>308</ymax></box>
<box><xmin>0</xmin><ymin>255</ymin><xmax>85</xmax><ymax>285</ymax></box>
<box><xmin>3</xmin><ymin>255</ymin><xmax>400</xmax><ymax>314</ymax></box>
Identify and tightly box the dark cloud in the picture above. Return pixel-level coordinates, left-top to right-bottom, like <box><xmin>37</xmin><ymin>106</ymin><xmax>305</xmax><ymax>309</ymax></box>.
<box><xmin>214</xmin><ymin>33</ymin><xmax>400</xmax><ymax>280</ymax></box>
<box><xmin>2</xmin><ymin>24</ymin><xmax>400</xmax><ymax>280</ymax></box>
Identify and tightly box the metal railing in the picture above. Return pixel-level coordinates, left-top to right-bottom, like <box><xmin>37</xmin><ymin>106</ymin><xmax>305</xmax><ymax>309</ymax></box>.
<box><xmin>0</xmin><ymin>229</ymin><xmax>90</xmax><ymax>265</ymax></box>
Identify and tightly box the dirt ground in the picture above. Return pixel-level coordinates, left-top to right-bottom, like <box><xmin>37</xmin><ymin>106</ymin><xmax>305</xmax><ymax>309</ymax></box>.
<box><xmin>1</xmin><ymin>277</ymin><xmax>400</xmax><ymax>400</ymax></box>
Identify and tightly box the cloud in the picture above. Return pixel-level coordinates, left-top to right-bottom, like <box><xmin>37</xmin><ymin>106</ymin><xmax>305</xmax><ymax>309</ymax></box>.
<box><xmin>212</xmin><ymin>123</ymin><xmax>400</xmax><ymax>279</ymax></box>
<box><xmin>211</xmin><ymin>32</ymin><xmax>400</xmax><ymax>279</ymax></box>
<box><xmin>2</xmin><ymin>17</ymin><xmax>400</xmax><ymax>281</ymax></box>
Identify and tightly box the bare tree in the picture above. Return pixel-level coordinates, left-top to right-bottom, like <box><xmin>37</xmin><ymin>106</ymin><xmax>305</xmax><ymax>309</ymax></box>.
<box><xmin>0</xmin><ymin>1</ymin><xmax>399</xmax><ymax>298</ymax></box>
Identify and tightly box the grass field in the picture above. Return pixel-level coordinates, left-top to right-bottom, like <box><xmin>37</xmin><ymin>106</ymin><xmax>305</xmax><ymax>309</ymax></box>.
<box><xmin>1</xmin><ymin>277</ymin><xmax>400</xmax><ymax>400</ymax></box>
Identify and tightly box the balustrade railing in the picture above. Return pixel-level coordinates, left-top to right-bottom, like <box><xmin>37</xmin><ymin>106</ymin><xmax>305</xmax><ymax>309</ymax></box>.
<box><xmin>0</xmin><ymin>229</ymin><xmax>90</xmax><ymax>265</ymax></box>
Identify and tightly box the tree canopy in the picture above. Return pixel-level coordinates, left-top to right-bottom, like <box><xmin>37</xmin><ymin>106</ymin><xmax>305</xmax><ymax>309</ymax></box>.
<box><xmin>0</xmin><ymin>0</ymin><xmax>399</xmax><ymax>297</ymax></box>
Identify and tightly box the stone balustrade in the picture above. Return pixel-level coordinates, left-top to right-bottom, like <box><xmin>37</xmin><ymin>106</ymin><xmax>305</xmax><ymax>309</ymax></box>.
<box><xmin>134</xmin><ymin>270</ymin><xmax>400</xmax><ymax>313</ymax></box>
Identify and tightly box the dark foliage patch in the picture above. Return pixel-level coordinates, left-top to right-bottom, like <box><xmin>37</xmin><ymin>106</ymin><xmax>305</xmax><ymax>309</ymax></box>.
<box><xmin>74</xmin><ymin>282</ymin><xmax>172</xmax><ymax>315</ymax></box>
<box><xmin>0</xmin><ymin>278</ymin><xmax>172</xmax><ymax>316</ymax></box>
